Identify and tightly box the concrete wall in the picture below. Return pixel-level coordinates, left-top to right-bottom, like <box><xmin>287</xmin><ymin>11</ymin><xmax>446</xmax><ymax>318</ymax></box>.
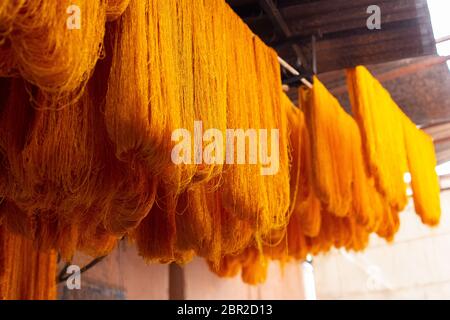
<box><xmin>58</xmin><ymin>242</ymin><xmax>169</xmax><ymax>300</ymax></box>
<box><xmin>183</xmin><ymin>259</ymin><xmax>305</xmax><ymax>300</ymax></box>
<box><xmin>313</xmin><ymin>190</ymin><xmax>450</xmax><ymax>299</ymax></box>
<box><xmin>58</xmin><ymin>242</ymin><xmax>306</xmax><ymax>300</ymax></box>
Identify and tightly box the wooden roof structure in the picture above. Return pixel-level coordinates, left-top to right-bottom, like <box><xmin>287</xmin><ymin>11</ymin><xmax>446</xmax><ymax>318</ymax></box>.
<box><xmin>227</xmin><ymin>0</ymin><xmax>436</xmax><ymax>73</ymax></box>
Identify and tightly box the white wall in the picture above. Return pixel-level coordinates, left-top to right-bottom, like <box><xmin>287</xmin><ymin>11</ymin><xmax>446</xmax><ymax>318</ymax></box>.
<box><xmin>314</xmin><ymin>190</ymin><xmax>450</xmax><ymax>299</ymax></box>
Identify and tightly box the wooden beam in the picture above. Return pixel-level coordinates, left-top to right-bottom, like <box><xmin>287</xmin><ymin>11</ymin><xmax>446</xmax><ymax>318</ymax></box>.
<box><xmin>329</xmin><ymin>55</ymin><xmax>450</xmax><ymax>95</ymax></box>
<box><xmin>242</xmin><ymin>0</ymin><xmax>435</xmax><ymax>72</ymax></box>
<box><xmin>258</xmin><ymin>0</ymin><xmax>292</xmax><ymax>37</ymax></box>
<box><xmin>436</xmin><ymin>35</ymin><xmax>450</xmax><ymax>44</ymax></box>
<box><xmin>423</xmin><ymin>121</ymin><xmax>450</xmax><ymax>144</ymax></box>
<box><xmin>257</xmin><ymin>0</ymin><xmax>307</xmax><ymax>67</ymax></box>
<box><xmin>169</xmin><ymin>263</ymin><xmax>185</xmax><ymax>300</ymax></box>
<box><xmin>436</xmin><ymin>149</ymin><xmax>450</xmax><ymax>165</ymax></box>
<box><xmin>226</xmin><ymin>0</ymin><xmax>257</xmax><ymax>7</ymax></box>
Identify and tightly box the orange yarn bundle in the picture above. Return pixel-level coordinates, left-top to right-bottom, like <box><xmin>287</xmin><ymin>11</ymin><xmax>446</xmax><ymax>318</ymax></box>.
<box><xmin>0</xmin><ymin>226</ymin><xmax>8</xmax><ymax>298</ymax></box>
<box><xmin>208</xmin><ymin>254</ymin><xmax>242</xmax><ymax>279</ymax></box>
<box><xmin>0</xmin><ymin>43</ymin><xmax>153</xmax><ymax>259</ymax></box>
<box><xmin>0</xmin><ymin>226</ymin><xmax>57</xmax><ymax>300</ymax></box>
<box><xmin>105</xmin><ymin>0</ymin><xmax>228</xmax><ymax>191</ymax></box>
<box><xmin>285</xmin><ymin>211</ymin><xmax>310</xmax><ymax>261</ymax></box>
<box><xmin>347</xmin><ymin>65</ymin><xmax>440</xmax><ymax>233</ymax></box>
<box><xmin>306</xmin><ymin>212</ymin><xmax>369</xmax><ymax>255</ymax></box>
<box><xmin>303</xmin><ymin>78</ymin><xmax>354</xmax><ymax>218</ymax></box>
<box><xmin>106</xmin><ymin>0</ymin><xmax>131</xmax><ymax>21</ymax></box>
<box><xmin>220</xmin><ymin>10</ymin><xmax>290</xmax><ymax>241</ymax></box>
<box><xmin>20</xmin><ymin>90</ymin><xmax>102</xmax><ymax>215</ymax></box>
<box><xmin>105</xmin><ymin>0</ymin><xmax>154</xmax><ymax>165</ymax></box>
<box><xmin>350</xmin><ymin>126</ymin><xmax>382</xmax><ymax>232</ymax></box>
<box><xmin>347</xmin><ymin>66</ymin><xmax>408</xmax><ymax>211</ymax></box>
<box><xmin>301</xmin><ymin>77</ymin><xmax>406</xmax><ymax>243</ymax></box>
<box><xmin>219</xmin><ymin>9</ymin><xmax>265</xmax><ymax>227</ymax></box>
<box><xmin>240</xmin><ymin>247</ymin><xmax>268</xmax><ymax>285</ymax></box>
<box><xmin>403</xmin><ymin>116</ymin><xmax>441</xmax><ymax>226</ymax></box>
<box><xmin>189</xmin><ymin>0</ymin><xmax>228</xmax><ymax>184</ymax></box>
<box><xmin>133</xmin><ymin>185</ymin><xmax>194</xmax><ymax>264</ymax></box>
<box><xmin>286</xmin><ymin>96</ymin><xmax>303</xmax><ymax>215</ymax></box>
<box><xmin>134</xmin><ymin>178</ymin><xmax>256</xmax><ymax>268</ymax></box>
<box><xmin>4</xmin><ymin>0</ymin><xmax>106</xmax><ymax>101</ymax></box>
<box><xmin>254</xmin><ymin>39</ymin><xmax>290</xmax><ymax>237</ymax></box>
<box><xmin>209</xmin><ymin>246</ymin><xmax>268</xmax><ymax>285</ymax></box>
<box><xmin>217</xmin><ymin>206</ymin><xmax>256</xmax><ymax>259</ymax></box>
<box><xmin>7</xmin><ymin>59</ymin><xmax>155</xmax><ymax>236</ymax></box>
<box><xmin>175</xmin><ymin>183</ymin><xmax>233</xmax><ymax>266</ymax></box>
<box><xmin>0</xmin><ymin>78</ymin><xmax>33</xmax><ymax>203</ymax></box>
<box><xmin>294</xmin><ymin>89</ymin><xmax>322</xmax><ymax>237</ymax></box>
<box><xmin>0</xmin><ymin>42</ymin><xmax>15</xmax><ymax>78</ymax></box>
<box><xmin>0</xmin><ymin>200</ymin><xmax>118</xmax><ymax>262</ymax></box>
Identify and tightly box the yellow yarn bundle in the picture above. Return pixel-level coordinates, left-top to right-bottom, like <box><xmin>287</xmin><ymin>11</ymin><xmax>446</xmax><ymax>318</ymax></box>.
<box><xmin>0</xmin><ymin>226</ymin><xmax>57</xmax><ymax>300</ymax></box>
<box><xmin>5</xmin><ymin>1</ymin><xmax>106</xmax><ymax>102</ymax></box>
<box><xmin>347</xmin><ymin>66</ymin><xmax>409</xmax><ymax>212</ymax></box>
<box><xmin>403</xmin><ymin>116</ymin><xmax>441</xmax><ymax>226</ymax></box>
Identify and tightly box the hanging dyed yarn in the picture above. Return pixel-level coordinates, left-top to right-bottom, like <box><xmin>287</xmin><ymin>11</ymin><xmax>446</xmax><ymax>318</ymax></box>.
<box><xmin>174</xmin><ymin>184</ymin><xmax>217</xmax><ymax>261</ymax></box>
<box><xmin>0</xmin><ymin>78</ymin><xmax>34</xmax><ymax>204</ymax></box>
<box><xmin>285</xmin><ymin>95</ymin><xmax>302</xmax><ymax>216</ymax></box>
<box><xmin>16</xmin><ymin>57</ymin><xmax>155</xmax><ymax>237</ymax></box>
<box><xmin>254</xmin><ymin>38</ymin><xmax>290</xmax><ymax>238</ymax></box>
<box><xmin>302</xmin><ymin>77</ymin><xmax>403</xmax><ymax>241</ymax></box>
<box><xmin>306</xmin><ymin>212</ymin><xmax>369</xmax><ymax>255</ymax></box>
<box><xmin>189</xmin><ymin>0</ymin><xmax>228</xmax><ymax>184</ymax></box>
<box><xmin>0</xmin><ymin>226</ymin><xmax>57</xmax><ymax>300</ymax></box>
<box><xmin>209</xmin><ymin>246</ymin><xmax>268</xmax><ymax>285</ymax></box>
<box><xmin>0</xmin><ymin>42</ymin><xmax>15</xmax><ymax>78</ymax></box>
<box><xmin>174</xmin><ymin>180</ymin><xmax>253</xmax><ymax>267</ymax></box>
<box><xmin>0</xmin><ymin>42</ymin><xmax>153</xmax><ymax>257</ymax></box>
<box><xmin>350</xmin><ymin>130</ymin><xmax>383</xmax><ymax>232</ymax></box>
<box><xmin>132</xmin><ymin>185</ymin><xmax>194</xmax><ymax>264</ymax></box>
<box><xmin>294</xmin><ymin>88</ymin><xmax>323</xmax><ymax>237</ymax></box>
<box><xmin>105</xmin><ymin>0</ymin><xmax>228</xmax><ymax>191</ymax></box>
<box><xmin>106</xmin><ymin>0</ymin><xmax>131</xmax><ymax>21</ymax></box>
<box><xmin>270</xmin><ymin>94</ymin><xmax>310</xmax><ymax>260</ymax></box>
<box><xmin>403</xmin><ymin>117</ymin><xmax>441</xmax><ymax>226</ymax></box>
<box><xmin>347</xmin><ymin>66</ymin><xmax>408</xmax><ymax>211</ymax></box>
<box><xmin>5</xmin><ymin>0</ymin><xmax>106</xmax><ymax>101</ymax></box>
<box><xmin>285</xmin><ymin>211</ymin><xmax>310</xmax><ymax>261</ymax></box>
<box><xmin>220</xmin><ymin>8</ymin><xmax>290</xmax><ymax>242</ymax></box>
<box><xmin>219</xmin><ymin>7</ymin><xmax>266</xmax><ymax>228</ymax></box>
<box><xmin>0</xmin><ymin>226</ymin><xmax>9</xmax><ymax>298</ymax></box>
<box><xmin>105</xmin><ymin>0</ymin><xmax>154</xmax><ymax>165</ymax></box>
<box><xmin>240</xmin><ymin>247</ymin><xmax>268</xmax><ymax>285</ymax></box>
<box><xmin>303</xmin><ymin>77</ymin><xmax>353</xmax><ymax>217</ymax></box>
<box><xmin>208</xmin><ymin>254</ymin><xmax>242</xmax><ymax>279</ymax></box>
